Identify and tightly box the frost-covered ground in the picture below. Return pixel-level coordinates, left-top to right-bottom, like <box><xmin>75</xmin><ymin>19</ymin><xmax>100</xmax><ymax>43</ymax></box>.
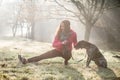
<box><xmin>0</xmin><ymin>37</ymin><xmax>120</xmax><ymax>80</ymax></box>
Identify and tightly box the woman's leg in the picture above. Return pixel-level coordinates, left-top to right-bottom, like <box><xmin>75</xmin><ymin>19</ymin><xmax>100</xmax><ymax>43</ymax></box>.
<box><xmin>62</xmin><ymin>51</ymin><xmax>72</xmax><ymax>65</ymax></box>
<box><xmin>27</xmin><ymin>49</ymin><xmax>62</xmax><ymax>63</ymax></box>
<box><xmin>18</xmin><ymin>49</ymin><xmax>62</xmax><ymax>64</ymax></box>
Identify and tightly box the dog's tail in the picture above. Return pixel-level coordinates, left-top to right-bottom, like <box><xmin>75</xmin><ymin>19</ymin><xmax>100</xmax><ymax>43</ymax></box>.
<box><xmin>77</xmin><ymin>54</ymin><xmax>87</xmax><ymax>62</ymax></box>
<box><xmin>77</xmin><ymin>58</ymin><xmax>84</xmax><ymax>62</ymax></box>
<box><xmin>72</xmin><ymin>53</ymin><xmax>87</xmax><ymax>62</ymax></box>
<box><xmin>113</xmin><ymin>55</ymin><xmax>120</xmax><ymax>58</ymax></box>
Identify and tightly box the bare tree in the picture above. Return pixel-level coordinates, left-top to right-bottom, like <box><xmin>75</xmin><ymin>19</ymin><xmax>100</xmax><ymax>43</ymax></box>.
<box><xmin>28</xmin><ymin>0</ymin><xmax>36</xmax><ymax>39</ymax></box>
<box><xmin>54</xmin><ymin>0</ymin><xmax>120</xmax><ymax>41</ymax></box>
<box><xmin>22</xmin><ymin>0</ymin><xmax>37</xmax><ymax>39</ymax></box>
<box><xmin>12</xmin><ymin>0</ymin><xmax>37</xmax><ymax>38</ymax></box>
<box><xmin>12</xmin><ymin>3</ymin><xmax>22</xmax><ymax>37</ymax></box>
<box><xmin>71</xmin><ymin>0</ymin><xmax>120</xmax><ymax>41</ymax></box>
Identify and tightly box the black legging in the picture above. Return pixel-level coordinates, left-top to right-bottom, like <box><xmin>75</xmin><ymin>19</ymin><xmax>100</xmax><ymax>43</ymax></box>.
<box><xmin>27</xmin><ymin>49</ymin><xmax>72</xmax><ymax>65</ymax></box>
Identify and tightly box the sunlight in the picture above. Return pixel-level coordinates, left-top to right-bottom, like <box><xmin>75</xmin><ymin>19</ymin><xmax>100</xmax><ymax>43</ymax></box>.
<box><xmin>0</xmin><ymin>0</ymin><xmax>120</xmax><ymax>80</ymax></box>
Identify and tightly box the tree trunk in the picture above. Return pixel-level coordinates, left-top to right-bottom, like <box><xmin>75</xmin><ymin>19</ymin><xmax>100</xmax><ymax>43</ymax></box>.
<box><xmin>31</xmin><ymin>22</ymin><xmax>35</xmax><ymax>40</ymax></box>
<box><xmin>12</xmin><ymin>25</ymin><xmax>17</xmax><ymax>37</ymax></box>
<box><xmin>20</xmin><ymin>24</ymin><xmax>23</xmax><ymax>37</ymax></box>
<box><xmin>84</xmin><ymin>23</ymin><xmax>92</xmax><ymax>41</ymax></box>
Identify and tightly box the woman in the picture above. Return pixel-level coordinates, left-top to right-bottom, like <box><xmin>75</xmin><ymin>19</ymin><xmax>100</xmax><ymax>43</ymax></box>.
<box><xmin>18</xmin><ymin>20</ymin><xmax>77</xmax><ymax>65</ymax></box>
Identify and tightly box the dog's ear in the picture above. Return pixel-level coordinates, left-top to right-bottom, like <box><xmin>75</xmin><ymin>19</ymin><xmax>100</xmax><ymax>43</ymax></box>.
<box><xmin>74</xmin><ymin>44</ymin><xmax>77</xmax><ymax>49</ymax></box>
<box><xmin>74</xmin><ymin>42</ymin><xmax>80</xmax><ymax>49</ymax></box>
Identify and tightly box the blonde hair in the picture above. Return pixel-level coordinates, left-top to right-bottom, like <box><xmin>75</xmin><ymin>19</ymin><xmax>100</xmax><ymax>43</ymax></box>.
<box><xmin>55</xmin><ymin>20</ymin><xmax>71</xmax><ymax>39</ymax></box>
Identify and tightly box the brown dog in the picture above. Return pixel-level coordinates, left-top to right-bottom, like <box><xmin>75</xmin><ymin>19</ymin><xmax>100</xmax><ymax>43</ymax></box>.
<box><xmin>74</xmin><ymin>40</ymin><xmax>107</xmax><ymax>68</ymax></box>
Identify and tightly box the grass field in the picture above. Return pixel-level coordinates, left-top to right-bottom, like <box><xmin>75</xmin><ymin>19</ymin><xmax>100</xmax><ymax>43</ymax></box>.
<box><xmin>0</xmin><ymin>37</ymin><xmax>120</xmax><ymax>80</ymax></box>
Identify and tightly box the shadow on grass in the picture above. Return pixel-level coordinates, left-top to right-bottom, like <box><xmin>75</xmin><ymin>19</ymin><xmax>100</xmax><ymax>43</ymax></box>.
<box><xmin>32</xmin><ymin>62</ymin><xmax>85</xmax><ymax>80</ymax></box>
<box><xmin>48</xmin><ymin>65</ymin><xmax>85</xmax><ymax>80</ymax></box>
<box><xmin>96</xmin><ymin>67</ymin><xmax>119</xmax><ymax>80</ymax></box>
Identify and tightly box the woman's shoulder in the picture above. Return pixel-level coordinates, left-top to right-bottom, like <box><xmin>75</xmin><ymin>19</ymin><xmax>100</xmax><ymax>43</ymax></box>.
<box><xmin>70</xmin><ymin>29</ymin><xmax>76</xmax><ymax>35</ymax></box>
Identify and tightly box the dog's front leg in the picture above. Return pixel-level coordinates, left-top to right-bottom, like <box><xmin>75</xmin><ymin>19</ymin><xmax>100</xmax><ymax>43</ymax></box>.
<box><xmin>86</xmin><ymin>57</ymin><xmax>91</xmax><ymax>68</ymax></box>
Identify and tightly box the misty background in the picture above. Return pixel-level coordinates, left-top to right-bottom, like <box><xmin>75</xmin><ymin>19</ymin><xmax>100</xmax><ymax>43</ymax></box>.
<box><xmin>0</xmin><ymin>0</ymin><xmax>120</xmax><ymax>51</ymax></box>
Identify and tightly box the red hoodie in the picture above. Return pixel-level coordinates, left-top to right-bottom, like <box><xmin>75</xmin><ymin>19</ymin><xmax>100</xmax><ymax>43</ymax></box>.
<box><xmin>52</xmin><ymin>29</ymin><xmax>77</xmax><ymax>52</ymax></box>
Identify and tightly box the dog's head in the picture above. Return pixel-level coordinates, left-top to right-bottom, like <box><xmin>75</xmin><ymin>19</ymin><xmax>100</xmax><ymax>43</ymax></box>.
<box><xmin>74</xmin><ymin>40</ymin><xmax>89</xmax><ymax>49</ymax></box>
<box><xmin>99</xmin><ymin>59</ymin><xmax>107</xmax><ymax>68</ymax></box>
<box><xmin>95</xmin><ymin>58</ymin><xmax>107</xmax><ymax>68</ymax></box>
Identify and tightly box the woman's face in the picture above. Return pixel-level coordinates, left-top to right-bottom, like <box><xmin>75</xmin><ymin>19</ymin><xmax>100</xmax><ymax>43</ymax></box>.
<box><xmin>60</xmin><ymin>22</ymin><xmax>65</xmax><ymax>32</ymax></box>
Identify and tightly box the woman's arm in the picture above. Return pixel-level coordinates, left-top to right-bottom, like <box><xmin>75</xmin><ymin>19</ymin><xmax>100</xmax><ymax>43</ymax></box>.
<box><xmin>52</xmin><ymin>36</ymin><xmax>62</xmax><ymax>49</ymax></box>
<box><xmin>73</xmin><ymin>32</ymin><xmax>77</xmax><ymax>47</ymax></box>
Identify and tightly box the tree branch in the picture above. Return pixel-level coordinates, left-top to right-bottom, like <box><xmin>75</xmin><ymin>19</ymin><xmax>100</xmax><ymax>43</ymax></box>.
<box><xmin>54</xmin><ymin>0</ymin><xmax>85</xmax><ymax>24</ymax></box>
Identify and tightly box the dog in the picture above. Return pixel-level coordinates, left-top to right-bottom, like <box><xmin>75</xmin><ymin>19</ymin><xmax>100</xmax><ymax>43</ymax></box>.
<box><xmin>74</xmin><ymin>40</ymin><xmax>107</xmax><ymax>68</ymax></box>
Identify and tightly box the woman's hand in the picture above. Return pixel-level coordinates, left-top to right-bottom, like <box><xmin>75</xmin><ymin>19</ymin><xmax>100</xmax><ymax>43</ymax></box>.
<box><xmin>62</xmin><ymin>40</ymin><xmax>68</xmax><ymax>45</ymax></box>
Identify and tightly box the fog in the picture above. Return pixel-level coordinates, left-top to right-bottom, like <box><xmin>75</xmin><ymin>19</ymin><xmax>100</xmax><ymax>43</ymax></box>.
<box><xmin>0</xmin><ymin>0</ymin><xmax>85</xmax><ymax>41</ymax></box>
<box><xmin>0</xmin><ymin>0</ymin><xmax>120</xmax><ymax>50</ymax></box>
